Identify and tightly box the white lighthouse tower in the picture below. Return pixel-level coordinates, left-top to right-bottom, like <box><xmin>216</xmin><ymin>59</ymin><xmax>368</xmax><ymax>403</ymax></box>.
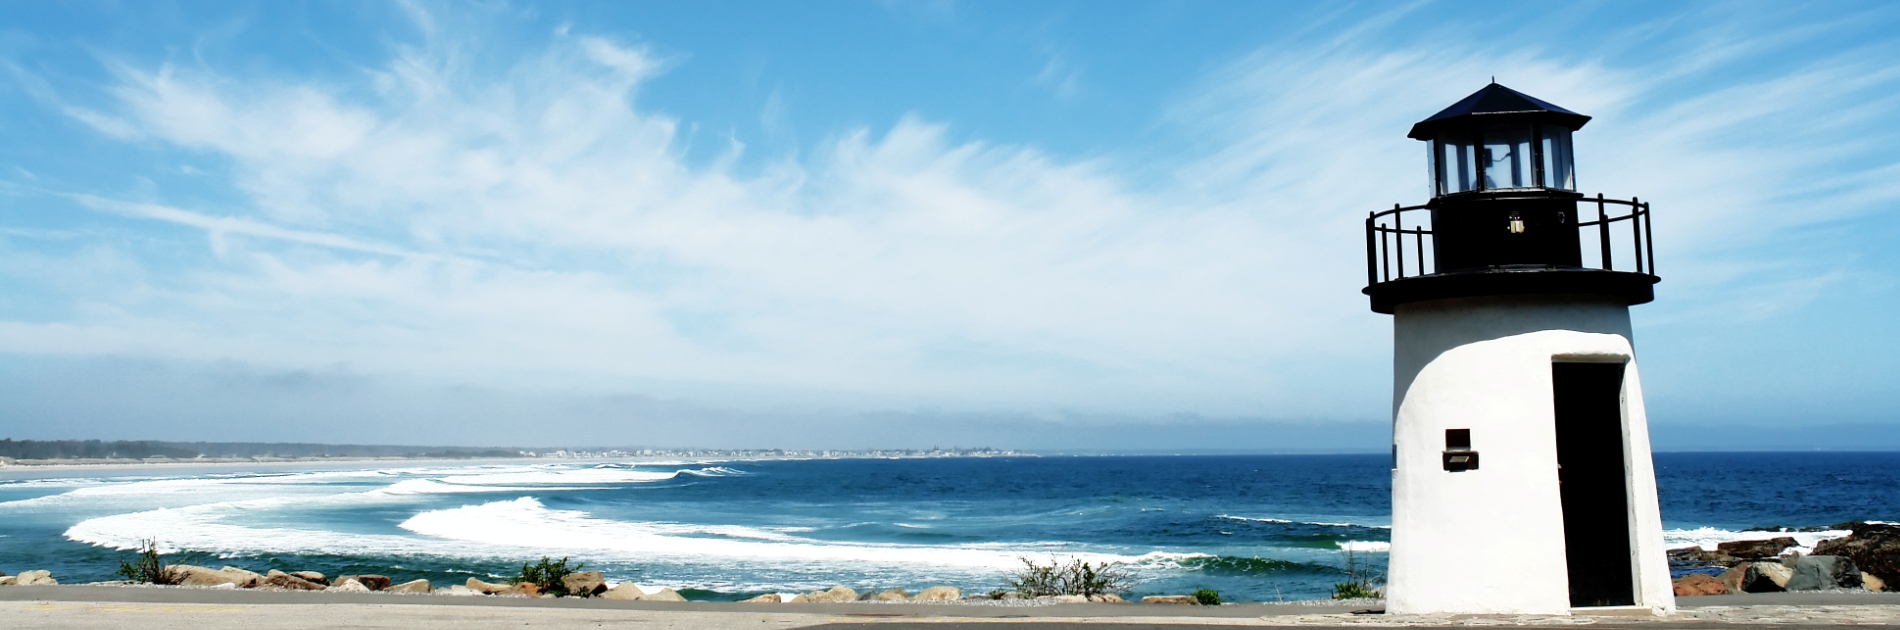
<box><xmin>1364</xmin><ymin>84</ymin><xmax>1675</xmax><ymax>615</ymax></box>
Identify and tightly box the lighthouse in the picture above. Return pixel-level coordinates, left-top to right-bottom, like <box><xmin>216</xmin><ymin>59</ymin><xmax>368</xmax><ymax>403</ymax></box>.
<box><xmin>1364</xmin><ymin>84</ymin><xmax>1674</xmax><ymax>615</ymax></box>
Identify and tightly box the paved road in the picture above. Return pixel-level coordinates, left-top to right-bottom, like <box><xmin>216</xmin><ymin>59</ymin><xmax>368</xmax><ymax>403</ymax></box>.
<box><xmin>3</xmin><ymin>586</ymin><xmax>1899</xmax><ymax>629</ymax></box>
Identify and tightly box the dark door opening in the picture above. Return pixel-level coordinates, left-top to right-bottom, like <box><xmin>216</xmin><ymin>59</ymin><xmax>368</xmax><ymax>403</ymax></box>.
<box><xmin>1552</xmin><ymin>362</ymin><xmax>1635</xmax><ymax>607</ymax></box>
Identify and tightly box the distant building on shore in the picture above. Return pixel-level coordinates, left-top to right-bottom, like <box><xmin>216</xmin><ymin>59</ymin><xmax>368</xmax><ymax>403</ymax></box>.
<box><xmin>1362</xmin><ymin>83</ymin><xmax>1674</xmax><ymax>614</ymax></box>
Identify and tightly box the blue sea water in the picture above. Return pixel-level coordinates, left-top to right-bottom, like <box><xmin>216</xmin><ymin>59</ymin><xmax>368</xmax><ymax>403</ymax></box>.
<box><xmin>0</xmin><ymin>452</ymin><xmax>1895</xmax><ymax>601</ymax></box>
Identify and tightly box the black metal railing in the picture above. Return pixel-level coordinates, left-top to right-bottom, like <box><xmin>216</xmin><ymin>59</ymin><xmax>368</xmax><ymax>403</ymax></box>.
<box><xmin>1365</xmin><ymin>194</ymin><xmax>1653</xmax><ymax>287</ymax></box>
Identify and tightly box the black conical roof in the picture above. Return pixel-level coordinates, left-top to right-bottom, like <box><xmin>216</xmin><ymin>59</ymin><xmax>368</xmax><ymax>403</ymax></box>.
<box><xmin>1407</xmin><ymin>83</ymin><xmax>1591</xmax><ymax>140</ymax></box>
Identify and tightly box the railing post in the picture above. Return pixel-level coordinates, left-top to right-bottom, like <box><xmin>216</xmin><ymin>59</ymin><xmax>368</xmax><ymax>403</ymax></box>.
<box><xmin>1415</xmin><ymin>227</ymin><xmax>1425</xmax><ymax>276</ymax></box>
<box><xmin>1643</xmin><ymin>201</ymin><xmax>1656</xmax><ymax>276</ymax></box>
<box><xmin>1380</xmin><ymin>209</ymin><xmax>1391</xmax><ymax>283</ymax></box>
<box><xmin>1395</xmin><ymin>205</ymin><xmax>1405</xmax><ymax>278</ymax></box>
<box><xmin>1366</xmin><ymin>212</ymin><xmax>1378</xmax><ymax>287</ymax></box>
<box><xmin>1597</xmin><ymin>193</ymin><xmax>1613</xmax><ymax>271</ymax></box>
<box><xmin>1631</xmin><ymin>196</ymin><xmax>1644</xmax><ymax>274</ymax></box>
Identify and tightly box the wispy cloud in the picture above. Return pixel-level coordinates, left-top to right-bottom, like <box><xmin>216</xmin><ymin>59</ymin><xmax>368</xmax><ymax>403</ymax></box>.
<box><xmin>2</xmin><ymin>3</ymin><xmax>1896</xmax><ymax>443</ymax></box>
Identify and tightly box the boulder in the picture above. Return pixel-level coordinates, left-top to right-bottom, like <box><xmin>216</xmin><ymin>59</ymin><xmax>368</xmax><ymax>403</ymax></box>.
<box><xmin>16</xmin><ymin>570</ymin><xmax>56</xmax><ymax>586</ymax></box>
<box><xmin>1088</xmin><ymin>593</ymin><xmax>1125</xmax><ymax>603</ymax></box>
<box><xmin>793</xmin><ymin>586</ymin><xmax>856</xmax><ymax>603</ymax></box>
<box><xmin>640</xmin><ymin>587</ymin><xmax>686</xmax><ymax>602</ymax></box>
<box><xmin>873</xmin><ymin>588</ymin><xmax>908</xmax><ymax>601</ymax></box>
<box><xmin>325</xmin><ymin>578</ymin><xmax>372</xmax><ymax>592</ymax></box>
<box><xmin>1786</xmin><ymin>555</ymin><xmax>1862</xmax><ymax>591</ymax></box>
<box><xmin>166</xmin><ymin>565</ymin><xmax>260</xmax><ymax>588</ymax></box>
<box><xmin>436</xmin><ymin>585</ymin><xmax>481</xmax><ymax>596</ymax></box>
<box><xmin>388</xmin><ymin>579</ymin><xmax>433</xmax><ymax>594</ymax></box>
<box><xmin>1865</xmin><ymin>573</ymin><xmax>1886</xmax><ymax>592</ymax></box>
<box><xmin>290</xmin><ymin>571</ymin><xmax>329</xmax><ymax>586</ymax></box>
<box><xmin>1717</xmin><ymin>537</ymin><xmax>1799</xmax><ymax>559</ymax></box>
<box><xmin>466</xmin><ymin>577</ymin><xmax>512</xmax><ymax>595</ymax></box>
<box><xmin>337</xmin><ymin>575</ymin><xmax>390</xmax><ymax>591</ymax></box>
<box><xmin>1816</xmin><ymin>522</ymin><xmax>1900</xmax><ymax>585</ymax></box>
<box><xmin>262</xmin><ymin>571</ymin><xmax>325</xmax><ymax>591</ymax></box>
<box><xmin>0</xmin><ymin>577</ymin><xmax>15</xmax><ymax>586</ymax></box>
<box><xmin>1141</xmin><ymin>595</ymin><xmax>1199</xmax><ymax>605</ymax></box>
<box><xmin>1039</xmin><ymin>594</ymin><xmax>1087</xmax><ymax>603</ymax></box>
<box><xmin>561</xmin><ymin>571</ymin><xmax>608</xmax><ymax>598</ymax></box>
<box><xmin>1672</xmin><ymin>574</ymin><xmax>1728</xmax><ymax>596</ymax></box>
<box><xmin>505</xmin><ymin>583</ymin><xmax>541</xmax><ymax>597</ymax></box>
<box><xmin>597</xmin><ymin>583</ymin><xmax>647</xmax><ymax>600</ymax></box>
<box><xmin>912</xmin><ymin>586</ymin><xmax>961</xmax><ymax>601</ymax></box>
<box><xmin>1720</xmin><ymin>562</ymin><xmax>1793</xmax><ymax>593</ymax></box>
<box><xmin>741</xmin><ymin>593</ymin><xmax>782</xmax><ymax>603</ymax></box>
<box><xmin>1668</xmin><ymin>546</ymin><xmax>1719</xmax><ymax>566</ymax></box>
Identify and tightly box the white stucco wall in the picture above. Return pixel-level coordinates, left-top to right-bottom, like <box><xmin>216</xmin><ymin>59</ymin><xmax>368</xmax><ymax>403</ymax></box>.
<box><xmin>1385</xmin><ymin>295</ymin><xmax>1674</xmax><ymax>615</ymax></box>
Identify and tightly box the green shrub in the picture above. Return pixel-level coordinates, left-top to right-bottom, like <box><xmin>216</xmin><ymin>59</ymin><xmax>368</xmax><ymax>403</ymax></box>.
<box><xmin>115</xmin><ymin>538</ymin><xmax>179</xmax><ymax>585</ymax></box>
<box><xmin>1005</xmin><ymin>556</ymin><xmax>1134</xmax><ymax>597</ymax></box>
<box><xmin>1191</xmin><ymin>588</ymin><xmax>1221</xmax><ymax>605</ymax></box>
<box><xmin>1332</xmin><ymin>581</ymin><xmax>1381</xmax><ymax>599</ymax></box>
<box><xmin>511</xmin><ymin>556</ymin><xmax>583</xmax><ymax>597</ymax></box>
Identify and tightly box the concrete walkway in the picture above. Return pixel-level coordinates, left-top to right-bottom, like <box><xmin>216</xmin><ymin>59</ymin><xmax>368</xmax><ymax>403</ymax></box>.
<box><xmin>3</xmin><ymin>586</ymin><xmax>1899</xmax><ymax>628</ymax></box>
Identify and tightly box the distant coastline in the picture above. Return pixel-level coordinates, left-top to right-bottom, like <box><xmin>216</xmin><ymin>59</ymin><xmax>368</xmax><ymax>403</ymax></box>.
<box><xmin>0</xmin><ymin>438</ymin><xmax>1027</xmax><ymax>469</ymax></box>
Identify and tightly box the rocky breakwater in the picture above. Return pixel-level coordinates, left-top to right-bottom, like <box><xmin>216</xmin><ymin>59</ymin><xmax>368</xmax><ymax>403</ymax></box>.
<box><xmin>0</xmin><ymin>570</ymin><xmax>59</xmax><ymax>586</ymax></box>
<box><xmin>1668</xmin><ymin>523</ymin><xmax>1898</xmax><ymax>596</ymax></box>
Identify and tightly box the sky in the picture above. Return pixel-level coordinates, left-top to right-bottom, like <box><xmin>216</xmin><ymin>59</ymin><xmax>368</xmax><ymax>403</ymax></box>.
<box><xmin>0</xmin><ymin>1</ymin><xmax>1897</xmax><ymax>451</ymax></box>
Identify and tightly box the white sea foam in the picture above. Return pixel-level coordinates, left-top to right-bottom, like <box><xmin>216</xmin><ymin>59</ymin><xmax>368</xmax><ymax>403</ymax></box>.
<box><xmin>1336</xmin><ymin>541</ymin><xmax>1391</xmax><ymax>553</ymax></box>
<box><xmin>1663</xmin><ymin>527</ymin><xmax>1851</xmax><ymax>554</ymax></box>
<box><xmin>397</xmin><ymin>497</ymin><xmax>1163</xmax><ymax>569</ymax></box>
<box><xmin>1214</xmin><ymin>514</ymin><xmax>1391</xmax><ymax>529</ymax></box>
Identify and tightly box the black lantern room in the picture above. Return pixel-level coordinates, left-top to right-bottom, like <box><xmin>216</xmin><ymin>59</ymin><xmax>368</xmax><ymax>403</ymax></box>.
<box><xmin>1363</xmin><ymin>83</ymin><xmax>1659</xmax><ymax>314</ymax></box>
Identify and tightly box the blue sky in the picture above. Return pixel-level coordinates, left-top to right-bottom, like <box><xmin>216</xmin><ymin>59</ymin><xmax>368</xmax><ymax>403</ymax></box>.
<box><xmin>0</xmin><ymin>1</ymin><xmax>1897</xmax><ymax>450</ymax></box>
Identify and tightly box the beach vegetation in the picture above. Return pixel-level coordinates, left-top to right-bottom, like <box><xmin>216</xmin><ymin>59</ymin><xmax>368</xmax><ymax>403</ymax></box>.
<box><xmin>115</xmin><ymin>538</ymin><xmax>180</xmax><ymax>585</ymax></box>
<box><xmin>1005</xmin><ymin>556</ymin><xmax>1134</xmax><ymax>597</ymax></box>
<box><xmin>1191</xmin><ymin>588</ymin><xmax>1221</xmax><ymax>605</ymax></box>
<box><xmin>511</xmin><ymin>556</ymin><xmax>584</xmax><ymax>597</ymax></box>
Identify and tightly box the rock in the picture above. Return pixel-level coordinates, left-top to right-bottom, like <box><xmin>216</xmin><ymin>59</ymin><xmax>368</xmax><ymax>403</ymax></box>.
<box><xmin>0</xmin><ymin>577</ymin><xmax>15</xmax><ymax>586</ymax></box>
<box><xmin>504</xmin><ymin>583</ymin><xmax>541</xmax><ymax>597</ymax></box>
<box><xmin>1816</xmin><ymin>522</ymin><xmax>1900</xmax><ymax>585</ymax></box>
<box><xmin>1142</xmin><ymin>595</ymin><xmax>1199</xmax><ymax>605</ymax></box>
<box><xmin>325</xmin><ymin>578</ymin><xmax>371</xmax><ymax>592</ymax></box>
<box><xmin>1088</xmin><ymin>593</ymin><xmax>1125</xmax><ymax>603</ymax></box>
<box><xmin>1717</xmin><ymin>537</ymin><xmax>1799</xmax><ymax>559</ymax></box>
<box><xmin>165</xmin><ymin>565</ymin><xmax>260</xmax><ymax>588</ymax></box>
<box><xmin>466</xmin><ymin>577</ymin><xmax>511</xmax><ymax>595</ymax></box>
<box><xmin>1865</xmin><ymin>573</ymin><xmax>1886</xmax><ymax>592</ymax></box>
<box><xmin>874</xmin><ymin>588</ymin><xmax>908</xmax><ymax>601</ymax></box>
<box><xmin>290</xmin><ymin>571</ymin><xmax>328</xmax><ymax>585</ymax></box>
<box><xmin>262</xmin><ymin>571</ymin><xmax>325</xmax><ymax>591</ymax></box>
<box><xmin>561</xmin><ymin>571</ymin><xmax>608</xmax><ymax>598</ymax></box>
<box><xmin>7</xmin><ymin>570</ymin><xmax>54</xmax><ymax>586</ymax></box>
<box><xmin>1721</xmin><ymin>561</ymin><xmax>1794</xmax><ymax>592</ymax></box>
<box><xmin>741</xmin><ymin>593</ymin><xmax>782</xmax><ymax>603</ymax></box>
<box><xmin>792</xmin><ymin>586</ymin><xmax>856</xmax><ymax>603</ymax></box>
<box><xmin>1668</xmin><ymin>546</ymin><xmax>1719</xmax><ymax>565</ymax></box>
<box><xmin>1786</xmin><ymin>555</ymin><xmax>1863</xmax><ymax>591</ymax></box>
<box><xmin>437</xmin><ymin>585</ymin><xmax>481</xmax><ymax>596</ymax></box>
<box><xmin>912</xmin><ymin>586</ymin><xmax>961</xmax><ymax>601</ymax></box>
<box><xmin>336</xmin><ymin>575</ymin><xmax>390</xmax><ymax>591</ymax></box>
<box><xmin>388</xmin><ymin>579</ymin><xmax>433</xmax><ymax>594</ymax></box>
<box><xmin>597</xmin><ymin>583</ymin><xmax>647</xmax><ymax>600</ymax></box>
<box><xmin>1039</xmin><ymin>594</ymin><xmax>1087</xmax><ymax>603</ymax></box>
<box><xmin>1673</xmin><ymin>574</ymin><xmax>1728</xmax><ymax>596</ymax></box>
<box><xmin>640</xmin><ymin>587</ymin><xmax>686</xmax><ymax>602</ymax></box>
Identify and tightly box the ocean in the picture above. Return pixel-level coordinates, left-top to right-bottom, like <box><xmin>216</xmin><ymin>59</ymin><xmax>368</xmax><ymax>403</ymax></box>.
<box><xmin>1</xmin><ymin>452</ymin><xmax>1895</xmax><ymax>602</ymax></box>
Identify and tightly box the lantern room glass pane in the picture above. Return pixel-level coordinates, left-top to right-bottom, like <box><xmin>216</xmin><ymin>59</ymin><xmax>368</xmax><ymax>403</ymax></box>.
<box><xmin>1435</xmin><ymin>130</ymin><xmax>1477</xmax><ymax>194</ymax></box>
<box><xmin>1481</xmin><ymin>124</ymin><xmax>1534</xmax><ymax>189</ymax></box>
<box><xmin>1541</xmin><ymin>125</ymin><xmax>1575</xmax><ymax>190</ymax></box>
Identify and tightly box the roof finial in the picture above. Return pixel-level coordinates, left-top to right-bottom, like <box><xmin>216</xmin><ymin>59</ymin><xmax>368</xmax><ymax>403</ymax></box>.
<box><xmin>1490</xmin><ymin>76</ymin><xmax>1496</xmax><ymax>84</ymax></box>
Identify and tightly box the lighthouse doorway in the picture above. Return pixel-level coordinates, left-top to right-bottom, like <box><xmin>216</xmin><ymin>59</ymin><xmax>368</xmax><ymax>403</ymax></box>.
<box><xmin>1552</xmin><ymin>362</ymin><xmax>1636</xmax><ymax>608</ymax></box>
